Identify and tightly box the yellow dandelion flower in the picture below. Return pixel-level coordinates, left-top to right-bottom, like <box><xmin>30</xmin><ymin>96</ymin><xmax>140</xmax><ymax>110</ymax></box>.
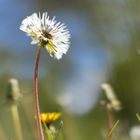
<box><xmin>40</xmin><ymin>112</ymin><xmax>62</xmax><ymax>124</ymax></box>
<box><xmin>40</xmin><ymin>113</ymin><xmax>48</xmax><ymax>122</ymax></box>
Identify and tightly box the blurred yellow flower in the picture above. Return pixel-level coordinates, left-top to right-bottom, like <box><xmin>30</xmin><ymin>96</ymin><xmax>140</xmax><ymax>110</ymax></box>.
<box><xmin>39</xmin><ymin>112</ymin><xmax>62</xmax><ymax>124</ymax></box>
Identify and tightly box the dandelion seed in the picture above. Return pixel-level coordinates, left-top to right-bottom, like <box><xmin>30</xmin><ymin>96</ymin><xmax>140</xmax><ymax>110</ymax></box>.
<box><xmin>20</xmin><ymin>12</ymin><xmax>70</xmax><ymax>59</ymax></box>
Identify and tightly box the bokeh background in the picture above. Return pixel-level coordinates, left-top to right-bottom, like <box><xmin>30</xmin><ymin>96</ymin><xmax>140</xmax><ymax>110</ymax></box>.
<box><xmin>0</xmin><ymin>0</ymin><xmax>140</xmax><ymax>140</ymax></box>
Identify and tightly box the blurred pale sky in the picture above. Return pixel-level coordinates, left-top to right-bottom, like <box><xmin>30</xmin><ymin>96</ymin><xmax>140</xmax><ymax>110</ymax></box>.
<box><xmin>0</xmin><ymin>0</ymin><xmax>114</xmax><ymax>114</ymax></box>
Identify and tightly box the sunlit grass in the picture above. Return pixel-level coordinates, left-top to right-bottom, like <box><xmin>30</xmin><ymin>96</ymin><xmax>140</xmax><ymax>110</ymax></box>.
<box><xmin>0</xmin><ymin>76</ymin><xmax>140</xmax><ymax>140</ymax></box>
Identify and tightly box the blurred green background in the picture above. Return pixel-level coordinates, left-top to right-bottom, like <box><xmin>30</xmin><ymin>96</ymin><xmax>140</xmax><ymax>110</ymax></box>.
<box><xmin>0</xmin><ymin>0</ymin><xmax>140</xmax><ymax>140</ymax></box>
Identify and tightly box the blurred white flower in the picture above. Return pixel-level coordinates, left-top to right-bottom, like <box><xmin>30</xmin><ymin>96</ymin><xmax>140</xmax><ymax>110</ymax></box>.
<box><xmin>20</xmin><ymin>12</ymin><xmax>70</xmax><ymax>59</ymax></box>
<box><xmin>7</xmin><ymin>78</ymin><xmax>22</xmax><ymax>101</ymax></box>
<box><xmin>129</xmin><ymin>126</ymin><xmax>140</xmax><ymax>140</ymax></box>
<box><xmin>102</xmin><ymin>83</ymin><xmax>121</xmax><ymax>111</ymax></box>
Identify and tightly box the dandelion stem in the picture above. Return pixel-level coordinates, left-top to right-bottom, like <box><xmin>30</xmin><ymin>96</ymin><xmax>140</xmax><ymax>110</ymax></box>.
<box><xmin>11</xmin><ymin>104</ymin><xmax>23</xmax><ymax>140</ymax></box>
<box><xmin>43</xmin><ymin>122</ymin><xmax>53</xmax><ymax>140</ymax></box>
<box><xmin>107</xmin><ymin>109</ymin><xmax>113</xmax><ymax>140</ymax></box>
<box><xmin>34</xmin><ymin>47</ymin><xmax>44</xmax><ymax>140</ymax></box>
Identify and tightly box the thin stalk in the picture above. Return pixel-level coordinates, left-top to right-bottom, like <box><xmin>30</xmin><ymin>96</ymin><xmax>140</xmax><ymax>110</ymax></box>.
<box><xmin>11</xmin><ymin>104</ymin><xmax>23</xmax><ymax>140</ymax></box>
<box><xmin>0</xmin><ymin>125</ymin><xmax>6</xmax><ymax>140</ymax></box>
<box><xmin>34</xmin><ymin>47</ymin><xmax>44</xmax><ymax>140</ymax></box>
<box><xmin>107</xmin><ymin>120</ymin><xmax>119</xmax><ymax>138</ymax></box>
<box><xmin>105</xmin><ymin>120</ymin><xmax>119</xmax><ymax>140</ymax></box>
<box><xmin>107</xmin><ymin>109</ymin><xmax>113</xmax><ymax>140</ymax></box>
<box><xmin>136</xmin><ymin>113</ymin><xmax>140</xmax><ymax>122</ymax></box>
<box><xmin>43</xmin><ymin>122</ymin><xmax>53</xmax><ymax>140</ymax></box>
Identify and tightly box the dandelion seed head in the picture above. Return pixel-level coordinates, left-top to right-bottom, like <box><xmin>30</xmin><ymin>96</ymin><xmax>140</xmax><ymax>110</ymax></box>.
<box><xmin>20</xmin><ymin>12</ymin><xmax>70</xmax><ymax>59</ymax></box>
<box><xmin>7</xmin><ymin>78</ymin><xmax>21</xmax><ymax>101</ymax></box>
<box><xmin>102</xmin><ymin>83</ymin><xmax>121</xmax><ymax>111</ymax></box>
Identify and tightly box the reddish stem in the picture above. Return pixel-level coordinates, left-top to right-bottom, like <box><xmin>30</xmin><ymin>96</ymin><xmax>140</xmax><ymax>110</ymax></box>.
<box><xmin>34</xmin><ymin>47</ymin><xmax>44</xmax><ymax>140</ymax></box>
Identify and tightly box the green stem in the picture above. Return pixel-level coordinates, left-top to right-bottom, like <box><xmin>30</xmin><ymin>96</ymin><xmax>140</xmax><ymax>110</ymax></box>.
<box><xmin>11</xmin><ymin>104</ymin><xmax>23</xmax><ymax>140</ymax></box>
<box><xmin>34</xmin><ymin>47</ymin><xmax>44</xmax><ymax>140</ymax></box>
<box><xmin>43</xmin><ymin>122</ymin><xmax>53</xmax><ymax>140</ymax></box>
<box><xmin>136</xmin><ymin>113</ymin><xmax>140</xmax><ymax>122</ymax></box>
<box><xmin>107</xmin><ymin>120</ymin><xmax>119</xmax><ymax>138</ymax></box>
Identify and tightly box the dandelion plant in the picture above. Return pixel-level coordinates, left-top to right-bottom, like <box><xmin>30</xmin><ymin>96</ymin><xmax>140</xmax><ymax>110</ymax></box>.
<box><xmin>20</xmin><ymin>12</ymin><xmax>70</xmax><ymax>140</ymax></box>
